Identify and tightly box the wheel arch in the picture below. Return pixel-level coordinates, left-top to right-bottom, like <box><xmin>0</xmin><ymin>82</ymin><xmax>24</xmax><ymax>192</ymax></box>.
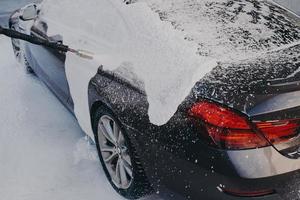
<box><xmin>87</xmin><ymin>76</ymin><xmax>158</xmax><ymax>194</ymax></box>
<box><xmin>87</xmin><ymin>77</ymin><xmax>147</xmax><ymax>161</ymax></box>
<box><xmin>89</xmin><ymin>98</ymin><xmax>113</xmax><ymax>134</ymax></box>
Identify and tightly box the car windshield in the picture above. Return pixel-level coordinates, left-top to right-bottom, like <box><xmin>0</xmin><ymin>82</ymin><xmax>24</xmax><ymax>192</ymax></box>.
<box><xmin>274</xmin><ymin>0</ymin><xmax>300</xmax><ymax>16</ymax></box>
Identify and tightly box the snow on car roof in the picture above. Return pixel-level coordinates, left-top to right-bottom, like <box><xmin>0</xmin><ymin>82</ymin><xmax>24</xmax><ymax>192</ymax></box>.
<box><xmin>129</xmin><ymin>0</ymin><xmax>300</xmax><ymax>61</ymax></box>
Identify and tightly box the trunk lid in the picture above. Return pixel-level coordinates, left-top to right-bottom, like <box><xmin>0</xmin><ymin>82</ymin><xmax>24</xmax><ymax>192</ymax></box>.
<box><xmin>193</xmin><ymin>43</ymin><xmax>300</xmax><ymax>158</ymax></box>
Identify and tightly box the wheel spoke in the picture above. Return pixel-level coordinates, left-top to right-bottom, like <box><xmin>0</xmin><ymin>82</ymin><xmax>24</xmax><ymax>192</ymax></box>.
<box><xmin>104</xmin><ymin>152</ymin><xmax>118</xmax><ymax>163</ymax></box>
<box><xmin>118</xmin><ymin>131</ymin><xmax>125</xmax><ymax>146</ymax></box>
<box><xmin>113</xmin><ymin>121</ymin><xmax>120</xmax><ymax>143</ymax></box>
<box><xmin>101</xmin><ymin>145</ymin><xmax>115</xmax><ymax>153</ymax></box>
<box><xmin>119</xmin><ymin>159</ymin><xmax>129</xmax><ymax>186</ymax></box>
<box><xmin>123</xmin><ymin>154</ymin><xmax>132</xmax><ymax>166</ymax></box>
<box><xmin>115</xmin><ymin>158</ymin><xmax>121</xmax><ymax>185</ymax></box>
<box><xmin>100</xmin><ymin>117</ymin><xmax>117</xmax><ymax>145</ymax></box>
<box><xmin>122</xmin><ymin>158</ymin><xmax>133</xmax><ymax>177</ymax></box>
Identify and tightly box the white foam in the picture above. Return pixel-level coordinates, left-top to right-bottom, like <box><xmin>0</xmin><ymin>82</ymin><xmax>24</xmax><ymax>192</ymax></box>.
<box><xmin>40</xmin><ymin>0</ymin><xmax>299</xmax><ymax>140</ymax></box>
<box><xmin>41</xmin><ymin>0</ymin><xmax>216</xmax><ymax>140</ymax></box>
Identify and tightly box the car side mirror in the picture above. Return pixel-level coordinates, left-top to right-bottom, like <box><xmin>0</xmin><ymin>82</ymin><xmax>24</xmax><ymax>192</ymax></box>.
<box><xmin>20</xmin><ymin>5</ymin><xmax>38</xmax><ymax>21</ymax></box>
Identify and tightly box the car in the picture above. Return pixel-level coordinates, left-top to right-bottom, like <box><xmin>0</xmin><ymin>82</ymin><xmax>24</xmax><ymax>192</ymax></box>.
<box><xmin>8</xmin><ymin>0</ymin><xmax>300</xmax><ymax>200</ymax></box>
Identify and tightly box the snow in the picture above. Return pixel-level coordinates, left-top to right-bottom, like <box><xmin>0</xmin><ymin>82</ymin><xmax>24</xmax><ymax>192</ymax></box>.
<box><xmin>0</xmin><ymin>36</ymin><xmax>124</xmax><ymax>200</ymax></box>
<box><xmin>135</xmin><ymin>0</ymin><xmax>300</xmax><ymax>60</ymax></box>
<box><xmin>2</xmin><ymin>0</ymin><xmax>299</xmax><ymax>198</ymax></box>
<box><xmin>39</xmin><ymin>0</ymin><xmax>300</xmax><ymax>136</ymax></box>
<box><xmin>40</xmin><ymin>0</ymin><xmax>217</xmax><ymax>131</ymax></box>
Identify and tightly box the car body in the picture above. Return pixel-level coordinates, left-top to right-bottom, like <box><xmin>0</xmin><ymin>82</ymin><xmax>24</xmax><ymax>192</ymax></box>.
<box><xmin>8</xmin><ymin>1</ymin><xmax>300</xmax><ymax>200</ymax></box>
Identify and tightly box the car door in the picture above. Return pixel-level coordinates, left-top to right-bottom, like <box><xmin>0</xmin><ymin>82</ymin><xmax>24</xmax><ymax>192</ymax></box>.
<box><xmin>27</xmin><ymin>17</ymin><xmax>72</xmax><ymax>110</ymax></box>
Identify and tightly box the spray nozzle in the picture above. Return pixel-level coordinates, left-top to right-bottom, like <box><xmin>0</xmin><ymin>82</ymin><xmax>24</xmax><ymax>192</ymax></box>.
<box><xmin>68</xmin><ymin>48</ymin><xmax>94</xmax><ymax>60</ymax></box>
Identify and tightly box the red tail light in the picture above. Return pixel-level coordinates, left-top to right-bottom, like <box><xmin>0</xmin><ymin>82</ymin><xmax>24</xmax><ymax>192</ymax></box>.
<box><xmin>189</xmin><ymin>101</ymin><xmax>269</xmax><ymax>150</ymax></box>
<box><xmin>189</xmin><ymin>101</ymin><xmax>300</xmax><ymax>150</ymax></box>
<box><xmin>254</xmin><ymin>120</ymin><xmax>299</xmax><ymax>144</ymax></box>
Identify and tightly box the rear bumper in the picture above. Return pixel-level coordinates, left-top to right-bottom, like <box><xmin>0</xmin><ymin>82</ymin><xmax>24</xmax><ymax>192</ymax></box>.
<box><xmin>143</xmin><ymin>145</ymin><xmax>300</xmax><ymax>200</ymax></box>
<box><xmin>227</xmin><ymin>146</ymin><xmax>300</xmax><ymax>179</ymax></box>
<box><xmin>125</xmin><ymin>125</ymin><xmax>300</xmax><ymax>200</ymax></box>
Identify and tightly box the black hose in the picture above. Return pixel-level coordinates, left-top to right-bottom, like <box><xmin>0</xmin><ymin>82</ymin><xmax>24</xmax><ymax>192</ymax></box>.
<box><xmin>0</xmin><ymin>25</ymin><xmax>69</xmax><ymax>52</ymax></box>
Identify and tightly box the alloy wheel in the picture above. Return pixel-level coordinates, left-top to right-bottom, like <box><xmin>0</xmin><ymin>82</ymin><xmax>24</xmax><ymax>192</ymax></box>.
<box><xmin>97</xmin><ymin>115</ymin><xmax>133</xmax><ymax>189</ymax></box>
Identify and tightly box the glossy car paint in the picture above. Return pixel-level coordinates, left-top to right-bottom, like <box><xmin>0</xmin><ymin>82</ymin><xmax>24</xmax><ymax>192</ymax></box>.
<box><xmin>9</xmin><ymin>1</ymin><xmax>300</xmax><ymax>200</ymax></box>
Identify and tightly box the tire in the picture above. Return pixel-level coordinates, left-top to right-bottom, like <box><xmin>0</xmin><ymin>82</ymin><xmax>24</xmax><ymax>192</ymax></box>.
<box><xmin>92</xmin><ymin>105</ymin><xmax>152</xmax><ymax>199</ymax></box>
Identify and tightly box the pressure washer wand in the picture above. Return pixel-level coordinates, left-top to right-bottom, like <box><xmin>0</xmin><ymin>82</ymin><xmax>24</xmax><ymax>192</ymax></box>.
<box><xmin>0</xmin><ymin>25</ymin><xmax>93</xmax><ymax>60</ymax></box>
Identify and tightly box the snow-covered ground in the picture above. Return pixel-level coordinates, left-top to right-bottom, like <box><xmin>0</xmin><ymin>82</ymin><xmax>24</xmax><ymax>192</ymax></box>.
<box><xmin>0</xmin><ymin>36</ymin><xmax>126</xmax><ymax>200</ymax></box>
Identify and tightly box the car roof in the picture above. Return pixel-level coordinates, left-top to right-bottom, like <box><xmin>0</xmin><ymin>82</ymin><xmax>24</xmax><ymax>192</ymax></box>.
<box><xmin>134</xmin><ymin>0</ymin><xmax>300</xmax><ymax>61</ymax></box>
